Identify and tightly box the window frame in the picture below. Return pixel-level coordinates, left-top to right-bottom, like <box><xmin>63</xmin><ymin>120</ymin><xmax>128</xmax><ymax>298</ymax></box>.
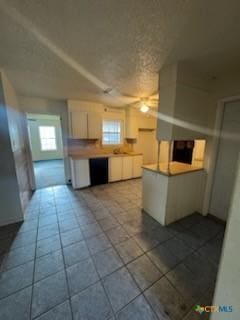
<box><xmin>102</xmin><ymin>119</ymin><xmax>123</xmax><ymax>146</ymax></box>
<box><xmin>39</xmin><ymin>125</ymin><xmax>57</xmax><ymax>151</ymax></box>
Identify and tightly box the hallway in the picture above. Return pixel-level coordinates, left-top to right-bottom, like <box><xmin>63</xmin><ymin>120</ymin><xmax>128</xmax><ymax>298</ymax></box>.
<box><xmin>0</xmin><ymin>180</ymin><xmax>225</xmax><ymax>320</ymax></box>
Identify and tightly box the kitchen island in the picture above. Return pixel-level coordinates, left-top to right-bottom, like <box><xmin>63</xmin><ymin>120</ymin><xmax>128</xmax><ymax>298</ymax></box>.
<box><xmin>142</xmin><ymin>161</ymin><xmax>206</xmax><ymax>225</ymax></box>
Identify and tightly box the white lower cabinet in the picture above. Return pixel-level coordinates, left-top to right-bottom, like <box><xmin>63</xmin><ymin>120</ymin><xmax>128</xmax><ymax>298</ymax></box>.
<box><xmin>132</xmin><ymin>155</ymin><xmax>143</xmax><ymax>178</ymax></box>
<box><xmin>109</xmin><ymin>157</ymin><xmax>123</xmax><ymax>182</ymax></box>
<box><xmin>71</xmin><ymin>155</ymin><xmax>143</xmax><ymax>188</ymax></box>
<box><xmin>122</xmin><ymin>156</ymin><xmax>133</xmax><ymax>180</ymax></box>
<box><xmin>109</xmin><ymin>155</ymin><xmax>143</xmax><ymax>182</ymax></box>
<box><xmin>70</xmin><ymin>159</ymin><xmax>90</xmax><ymax>189</ymax></box>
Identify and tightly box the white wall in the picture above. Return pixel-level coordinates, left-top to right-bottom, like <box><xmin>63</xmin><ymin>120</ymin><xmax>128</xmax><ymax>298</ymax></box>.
<box><xmin>20</xmin><ymin>96</ymin><xmax>70</xmax><ymax>182</ymax></box>
<box><xmin>125</xmin><ymin>105</ymin><xmax>157</xmax><ymax>162</ymax></box>
<box><xmin>68</xmin><ymin>100</ymin><xmax>125</xmax><ymax>121</ymax></box>
<box><xmin>209</xmin><ymin>101</ymin><xmax>240</xmax><ymax>221</ymax></box>
<box><xmin>211</xmin><ymin>155</ymin><xmax>240</xmax><ymax>320</ymax></box>
<box><xmin>157</xmin><ymin>63</ymin><xmax>213</xmax><ymax>141</ymax></box>
<box><xmin>203</xmin><ymin>75</ymin><xmax>240</xmax><ymax>215</ymax></box>
<box><xmin>173</xmin><ymin>84</ymin><xmax>211</xmax><ymax>140</ymax></box>
<box><xmin>0</xmin><ymin>71</ymin><xmax>24</xmax><ymax>225</ymax></box>
<box><xmin>156</xmin><ymin>64</ymin><xmax>177</xmax><ymax>141</ymax></box>
<box><xmin>27</xmin><ymin>114</ymin><xmax>63</xmax><ymax>161</ymax></box>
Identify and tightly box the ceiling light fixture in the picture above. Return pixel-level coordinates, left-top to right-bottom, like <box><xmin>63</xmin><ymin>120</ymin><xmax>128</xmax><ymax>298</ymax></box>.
<box><xmin>140</xmin><ymin>103</ymin><xmax>149</xmax><ymax>113</ymax></box>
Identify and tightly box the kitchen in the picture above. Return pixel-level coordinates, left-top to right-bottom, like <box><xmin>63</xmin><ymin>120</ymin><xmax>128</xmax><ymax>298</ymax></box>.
<box><xmin>1</xmin><ymin>1</ymin><xmax>240</xmax><ymax>318</ymax></box>
<box><xmin>67</xmin><ymin>100</ymin><xmax>157</xmax><ymax>188</ymax></box>
<box><xmin>67</xmin><ymin>63</ymin><xmax>211</xmax><ymax>229</ymax></box>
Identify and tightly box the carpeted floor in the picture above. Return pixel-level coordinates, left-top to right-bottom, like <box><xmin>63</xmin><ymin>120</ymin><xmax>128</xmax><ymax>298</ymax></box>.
<box><xmin>33</xmin><ymin>160</ymin><xmax>65</xmax><ymax>189</ymax></box>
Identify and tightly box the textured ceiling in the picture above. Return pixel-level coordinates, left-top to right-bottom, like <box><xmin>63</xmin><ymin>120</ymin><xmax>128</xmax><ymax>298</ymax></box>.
<box><xmin>1</xmin><ymin>0</ymin><xmax>240</xmax><ymax>106</ymax></box>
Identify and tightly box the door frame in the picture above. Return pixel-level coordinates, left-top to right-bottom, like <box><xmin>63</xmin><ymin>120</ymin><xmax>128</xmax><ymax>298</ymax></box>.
<box><xmin>203</xmin><ymin>94</ymin><xmax>240</xmax><ymax>215</ymax></box>
<box><xmin>23</xmin><ymin>113</ymin><xmax>36</xmax><ymax>190</ymax></box>
<box><xmin>26</xmin><ymin>112</ymin><xmax>67</xmax><ymax>190</ymax></box>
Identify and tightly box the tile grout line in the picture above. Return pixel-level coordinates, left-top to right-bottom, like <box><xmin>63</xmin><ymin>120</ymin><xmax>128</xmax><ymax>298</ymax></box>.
<box><xmin>55</xmin><ymin>194</ymin><xmax>75</xmax><ymax>320</ymax></box>
<box><xmin>73</xmin><ymin>201</ymin><xmax>130</xmax><ymax>319</ymax></box>
<box><xmin>0</xmin><ymin>181</ymin><xmax>222</xmax><ymax>320</ymax></box>
<box><xmin>78</xmin><ymin>203</ymin><xmax>165</xmax><ymax>319</ymax></box>
<box><xmin>68</xmin><ymin>198</ymin><xmax>117</xmax><ymax>319</ymax></box>
<box><xmin>29</xmin><ymin>204</ymin><xmax>40</xmax><ymax>320</ymax></box>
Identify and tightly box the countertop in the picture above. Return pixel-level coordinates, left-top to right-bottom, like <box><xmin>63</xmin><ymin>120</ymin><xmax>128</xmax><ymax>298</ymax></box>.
<box><xmin>69</xmin><ymin>152</ymin><xmax>142</xmax><ymax>160</ymax></box>
<box><xmin>142</xmin><ymin>161</ymin><xmax>204</xmax><ymax>177</ymax></box>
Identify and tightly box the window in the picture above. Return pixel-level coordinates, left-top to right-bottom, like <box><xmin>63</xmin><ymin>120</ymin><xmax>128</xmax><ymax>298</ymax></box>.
<box><xmin>39</xmin><ymin>126</ymin><xmax>57</xmax><ymax>151</ymax></box>
<box><xmin>102</xmin><ymin>120</ymin><xmax>122</xmax><ymax>145</ymax></box>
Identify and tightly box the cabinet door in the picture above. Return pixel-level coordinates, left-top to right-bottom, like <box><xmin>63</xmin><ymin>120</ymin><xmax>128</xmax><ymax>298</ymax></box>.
<box><xmin>125</xmin><ymin>115</ymin><xmax>138</xmax><ymax>139</ymax></box>
<box><xmin>109</xmin><ymin>157</ymin><xmax>122</xmax><ymax>182</ymax></box>
<box><xmin>88</xmin><ymin>112</ymin><xmax>102</xmax><ymax>139</ymax></box>
<box><xmin>132</xmin><ymin>155</ymin><xmax>143</xmax><ymax>178</ymax></box>
<box><xmin>70</xmin><ymin>111</ymin><xmax>88</xmax><ymax>139</ymax></box>
<box><xmin>122</xmin><ymin>156</ymin><xmax>133</xmax><ymax>180</ymax></box>
<box><xmin>70</xmin><ymin>159</ymin><xmax>90</xmax><ymax>189</ymax></box>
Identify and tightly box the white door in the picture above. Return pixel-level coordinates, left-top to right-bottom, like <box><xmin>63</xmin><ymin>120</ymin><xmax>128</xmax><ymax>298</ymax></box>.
<box><xmin>109</xmin><ymin>157</ymin><xmax>122</xmax><ymax>182</ymax></box>
<box><xmin>70</xmin><ymin>111</ymin><xmax>88</xmax><ymax>139</ymax></box>
<box><xmin>210</xmin><ymin>101</ymin><xmax>240</xmax><ymax>221</ymax></box>
<box><xmin>28</xmin><ymin>118</ymin><xmax>63</xmax><ymax>161</ymax></box>
<box><xmin>122</xmin><ymin>156</ymin><xmax>133</xmax><ymax>180</ymax></box>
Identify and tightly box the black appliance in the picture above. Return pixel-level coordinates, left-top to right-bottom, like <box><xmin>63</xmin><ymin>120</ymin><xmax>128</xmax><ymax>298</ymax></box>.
<box><xmin>172</xmin><ymin>140</ymin><xmax>194</xmax><ymax>164</ymax></box>
<box><xmin>89</xmin><ymin>158</ymin><xmax>108</xmax><ymax>186</ymax></box>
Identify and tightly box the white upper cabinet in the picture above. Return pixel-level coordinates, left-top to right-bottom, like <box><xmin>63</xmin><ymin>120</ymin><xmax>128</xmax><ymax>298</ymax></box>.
<box><xmin>125</xmin><ymin>107</ymin><xmax>138</xmax><ymax>139</ymax></box>
<box><xmin>68</xmin><ymin>100</ymin><xmax>105</xmax><ymax>139</ymax></box>
<box><xmin>70</xmin><ymin>111</ymin><xmax>88</xmax><ymax>139</ymax></box>
<box><xmin>122</xmin><ymin>156</ymin><xmax>133</xmax><ymax>180</ymax></box>
<box><xmin>88</xmin><ymin>112</ymin><xmax>102</xmax><ymax>139</ymax></box>
<box><xmin>69</xmin><ymin>110</ymin><xmax>102</xmax><ymax>139</ymax></box>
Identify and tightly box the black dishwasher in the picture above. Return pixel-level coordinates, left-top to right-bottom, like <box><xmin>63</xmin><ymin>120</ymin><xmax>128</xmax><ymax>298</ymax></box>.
<box><xmin>89</xmin><ymin>158</ymin><xmax>108</xmax><ymax>186</ymax></box>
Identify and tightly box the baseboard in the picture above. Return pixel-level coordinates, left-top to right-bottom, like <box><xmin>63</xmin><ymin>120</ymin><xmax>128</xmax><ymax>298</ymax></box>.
<box><xmin>0</xmin><ymin>216</ymin><xmax>24</xmax><ymax>227</ymax></box>
<box><xmin>207</xmin><ymin>213</ymin><xmax>226</xmax><ymax>226</ymax></box>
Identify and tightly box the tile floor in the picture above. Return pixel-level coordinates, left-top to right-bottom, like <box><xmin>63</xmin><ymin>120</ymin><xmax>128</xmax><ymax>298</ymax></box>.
<box><xmin>0</xmin><ymin>179</ymin><xmax>225</xmax><ymax>320</ymax></box>
<box><xmin>33</xmin><ymin>160</ymin><xmax>65</xmax><ymax>189</ymax></box>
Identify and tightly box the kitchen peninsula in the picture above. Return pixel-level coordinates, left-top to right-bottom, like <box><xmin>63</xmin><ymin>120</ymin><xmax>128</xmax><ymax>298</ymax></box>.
<box><xmin>142</xmin><ymin>161</ymin><xmax>206</xmax><ymax>225</ymax></box>
<box><xmin>142</xmin><ymin>63</ymin><xmax>211</xmax><ymax>226</ymax></box>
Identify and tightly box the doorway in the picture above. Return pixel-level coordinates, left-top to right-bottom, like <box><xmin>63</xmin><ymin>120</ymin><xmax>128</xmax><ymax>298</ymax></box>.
<box><xmin>134</xmin><ymin>129</ymin><xmax>158</xmax><ymax>164</ymax></box>
<box><xmin>209</xmin><ymin>100</ymin><xmax>240</xmax><ymax>221</ymax></box>
<box><xmin>27</xmin><ymin>113</ymin><xmax>65</xmax><ymax>189</ymax></box>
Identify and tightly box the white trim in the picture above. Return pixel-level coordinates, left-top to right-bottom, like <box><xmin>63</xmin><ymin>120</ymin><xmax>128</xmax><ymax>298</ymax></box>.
<box><xmin>26</xmin><ymin>112</ymin><xmax>68</xmax><ymax>188</ymax></box>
